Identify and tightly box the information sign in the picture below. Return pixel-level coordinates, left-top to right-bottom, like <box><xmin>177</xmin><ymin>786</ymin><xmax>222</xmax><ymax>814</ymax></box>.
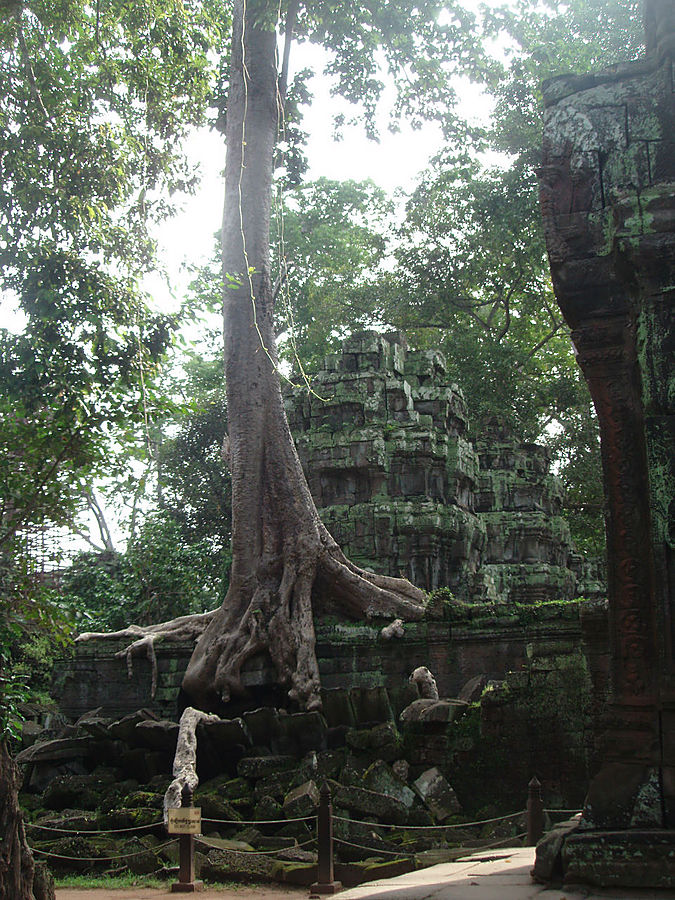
<box><xmin>167</xmin><ymin>807</ymin><xmax>202</xmax><ymax>835</ymax></box>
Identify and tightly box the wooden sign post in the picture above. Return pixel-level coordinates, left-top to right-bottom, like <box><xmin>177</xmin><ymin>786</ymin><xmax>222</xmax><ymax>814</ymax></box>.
<box><xmin>169</xmin><ymin>785</ymin><xmax>203</xmax><ymax>893</ymax></box>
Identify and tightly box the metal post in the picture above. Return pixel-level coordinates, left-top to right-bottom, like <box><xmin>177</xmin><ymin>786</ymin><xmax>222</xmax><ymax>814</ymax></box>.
<box><xmin>171</xmin><ymin>784</ymin><xmax>203</xmax><ymax>894</ymax></box>
<box><xmin>310</xmin><ymin>781</ymin><xmax>342</xmax><ymax>896</ymax></box>
<box><xmin>527</xmin><ymin>776</ymin><xmax>545</xmax><ymax>846</ymax></box>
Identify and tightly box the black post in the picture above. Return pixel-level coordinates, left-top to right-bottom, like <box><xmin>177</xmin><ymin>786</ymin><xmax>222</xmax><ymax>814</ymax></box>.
<box><xmin>527</xmin><ymin>776</ymin><xmax>545</xmax><ymax>846</ymax></box>
<box><xmin>171</xmin><ymin>783</ymin><xmax>203</xmax><ymax>894</ymax></box>
<box><xmin>310</xmin><ymin>781</ymin><xmax>342</xmax><ymax>896</ymax></box>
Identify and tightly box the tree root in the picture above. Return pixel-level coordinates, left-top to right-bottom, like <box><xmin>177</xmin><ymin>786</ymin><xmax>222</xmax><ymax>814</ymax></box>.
<box><xmin>74</xmin><ymin>534</ymin><xmax>428</xmax><ymax>714</ymax></box>
<box><xmin>182</xmin><ymin>531</ymin><xmax>427</xmax><ymax>712</ymax></box>
<box><xmin>163</xmin><ymin>707</ymin><xmax>221</xmax><ymax>823</ymax></box>
<box><xmin>76</xmin><ymin>611</ymin><xmax>217</xmax><ymax>700</ymax></box>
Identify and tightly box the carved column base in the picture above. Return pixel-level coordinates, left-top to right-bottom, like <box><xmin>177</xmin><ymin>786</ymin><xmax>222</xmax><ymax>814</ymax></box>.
<box><xmin>562</xmin><ymin>830</ymin><xmax>675</xmax><ymax>888</ymax></box>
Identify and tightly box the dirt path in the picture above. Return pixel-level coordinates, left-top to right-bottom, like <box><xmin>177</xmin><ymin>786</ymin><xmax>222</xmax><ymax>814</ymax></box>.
<box><xmin>56</xmin><ymin>886</ymin><xmax>310</xmax><ymax>900</ymax></box>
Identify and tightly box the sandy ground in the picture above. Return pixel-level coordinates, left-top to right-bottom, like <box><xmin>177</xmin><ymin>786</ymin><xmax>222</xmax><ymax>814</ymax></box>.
<box><xmin>56</xmin><ymin>886</ymin><xmax>310</xmax><ymax>900</ymax></box>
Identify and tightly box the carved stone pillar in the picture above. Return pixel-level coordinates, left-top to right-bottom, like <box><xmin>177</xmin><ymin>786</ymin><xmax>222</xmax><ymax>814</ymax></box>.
<box><xmin>535</xmin><ymin>0</ymin><xmax>675</xmax><ymax>885</ymax></box>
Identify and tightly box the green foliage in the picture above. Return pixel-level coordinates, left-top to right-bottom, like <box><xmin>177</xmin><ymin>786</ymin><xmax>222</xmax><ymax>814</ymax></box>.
<box><xmin>59</xmin><ymin>511</ymin><xmax>220</xmax><ymax>630</ymax></box>
<box><xmin>155</xmin><ymin>352</ymin><xmax>231</xmax><ymax>593</ymax></box>
<box><xmin>0</xmin><ymin>561</ymin><xmax>74</xmax><ymax>738</ymax></box>
<box><xmin>274</xmin><ymin>178</ymin><xmax>395</xmax><ymax>368</ymax></box>
<box><xmin>0</xmin><ymin>0</ymin><xmax>226</xmax><ymax>544</ymax></box>
<box><xmin>295</xmin><ymin>1</ymin><xmax>493</xmax><ymax>141</ymax></box>
<box><xmin>389</xmin><ymin>158</ymin><xmax>580</xmax><ymax>438</ymax></box>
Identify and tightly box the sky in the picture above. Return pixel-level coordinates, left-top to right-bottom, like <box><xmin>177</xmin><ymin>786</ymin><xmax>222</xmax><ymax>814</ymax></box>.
<box><xmin>145</xmin><ymin>45</ymin><xmax>492</xmax><ymax>317</ymax></box>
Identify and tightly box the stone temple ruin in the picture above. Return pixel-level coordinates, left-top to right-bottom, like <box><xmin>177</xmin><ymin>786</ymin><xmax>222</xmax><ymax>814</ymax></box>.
<box><xmin>19</xmin><ymin>5</ymin><xmax>674</xmax><ymax>892</ymax></box>
<box><xmin>286</xmin><ymin>330</ymin><xmax>599</xmax><ymax>605</ymax></box>
<box><xmin>533</xmin><ymin>0</ymin><xmax>675</xmax><ymax>886</ymax></box>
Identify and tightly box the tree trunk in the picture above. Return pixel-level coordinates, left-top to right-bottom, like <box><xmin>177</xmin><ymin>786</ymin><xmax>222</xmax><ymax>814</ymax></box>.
<box><xmin>0</xmin><ymin>740</ymin><xmax>34</xmax><ymax>900</ymax></box>
<box><xmin>182</xmin><ymin>0</ymin><xmax>426</xmax><ymax>712</ymax></box>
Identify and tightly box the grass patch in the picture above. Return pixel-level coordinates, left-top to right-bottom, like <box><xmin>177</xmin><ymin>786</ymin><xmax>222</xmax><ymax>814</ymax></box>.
<box><xmin>55</xmin><ymin>874</ymin><xmax>168</xmax><ymax>889</ymax></box>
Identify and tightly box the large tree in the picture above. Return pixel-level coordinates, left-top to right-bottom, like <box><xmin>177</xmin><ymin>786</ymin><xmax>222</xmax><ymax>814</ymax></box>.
<box><xmin>0</xmin><ymin>0</ymin><xmax>223</xmax><ymax>894</ymax></box>
<box><xmin>180</xmin><ymin>0</ymin><xmax>468</xmax><ymax>711</ymax></box>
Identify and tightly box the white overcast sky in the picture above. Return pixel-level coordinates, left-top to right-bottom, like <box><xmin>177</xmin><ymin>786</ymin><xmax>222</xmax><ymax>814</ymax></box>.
<box><xmin>146</xmin><ymin>43</ymin><xmax>492</xmax><ymax>315</ymax></box>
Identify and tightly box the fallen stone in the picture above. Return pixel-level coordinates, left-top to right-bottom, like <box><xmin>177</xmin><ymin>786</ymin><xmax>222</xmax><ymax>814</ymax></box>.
<box><xmin>458</xmin><ymin>674</ymin><xmax>488</xmax><ymax>704</ymax></box>
<box><xmin>531</xmin><ymin>816</ymin><xmax>579</xmax><ymax>882</ymax></box>
<box><xmin>237</xmin><ymin>755</ymin><xmax>296</xmax><ymax>779</ymax></box>
<box><xmin>134</xmin><ymin>719</ymin><xmax>179</xmax><ymax>752</ymax></box>
<box><xmin>336</xmin><ymin>857</ymin><xmax>415</xmax><ymax>886</ymax></box>
<box><xmin>333</xmin><ymin>783</ymin><xmax>408</xmax><ymax>824</ymax></box>
<box><xmin>392</xmin><ymin>759</ymin><xmax>409</xmax><ymax>782</ymax></box>
<box><xmin>241</xmin><ymin>707</ymin><xmax>280</xmax><ymax>747</ymax></box>
<box><xmin>361</xmin><ymin>760</ymin><xmax>416</xmax><ymax>809</ymax></box>
<box><xmin>109</xmin><ymin>709</ymin><xmax>158</xmax><ymax>744</ymax></box>
<box><xmin>350</xmin><ymin>687</ymin><xmax>394</xmax><ymax>725</ymax></box>
<box><xmin>125</xmin><ymin>836</ymin><xmax>159</xmax><ymax>875</ymax></box>
<box><xmin>400</xmin><ymin>698</ymin><xmax>468</xmax><ymax>725</ymax></box>
<box><xmin>16</xmin><ymin>737</ymin><xmax>91</xmax><ymax>766</ymax></box>
<box><xmin>346</xmin><ymin>723</ymin><xmax>401</xmax><ymax>762</ymax></box>
<box><xmin>321</xmin><ymin>689</ymin><xmax>356</xmax><ymax>728</ymax></box>
<box><xmin>274</xmin><ymin>711</ymin><xmax>327</xmax><ymax>755</ymax></box>
<box><xmin>253</xmin><ymin>770</ymin><xmax>295</xmax><ymax>801</ymax></box>
<box><xmin>193</xmin><ymin>784</ymin><xmax>243</xmax><ymax>824</ymax></box>
<box><xmin>74</xmin><ymin>709</ymin><xmax>114</xmax><ymax>740</ymax></box>
<box><xmin>197</xmin><ymin>715</ymin><xmax>251</xmax><ymax>750</ymax></box>
<box><xmin>316</xmin><ymin>747</ymin><xmax>348</xmax><ymax>780</ymax></box>
<box><xmin>201</xmin><ymin>845</ymin><xmax>277</xmax><ymax>882</ymax></box>
<box><xmin>253</xmin><ymin>795</ymin><xmax>284</xmax><ymax>823</ymax></box>
<box><xmin>413</xmin><ymin>767</ymin><xmax>461</xmax><ymax>822</ymax></box>
<box><xmin>283</xmin><ymin>779</ymin><xmax>320</xmax><ymax>819</ymax></box>
<box><xmin>20</xmin><ymin>720</ymin><xmax>47</xmax><ymax>749</ymax></box>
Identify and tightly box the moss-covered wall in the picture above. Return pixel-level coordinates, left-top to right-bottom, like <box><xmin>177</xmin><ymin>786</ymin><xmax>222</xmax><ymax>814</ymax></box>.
<box><xmin>285</xmin><ymin>331</ymin><xmax>600</xmax><ymax>604</ymax></box>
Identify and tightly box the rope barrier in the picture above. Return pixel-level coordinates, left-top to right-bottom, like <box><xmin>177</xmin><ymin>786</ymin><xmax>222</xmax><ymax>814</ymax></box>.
<box><xmin>196</xmin><ymin>836</ymin><xmax>317</xmax><ymax>857</ymax></box>
<box><xmin>332</xmin><ymin>828</ymin><xmax>529</xmax><ymax>860</ymax></box>
<box><xmin>543</xmin><ymin>809</ymin><xmax>582</xmax><ymax>816</ymax></box>
<box><xmin>462</xmin><ymin>831</ymin><xmax>528</xmax><ymax>853</ymax></box>
<box><xmin>332</xmin><ymin>810</ymin><xmax>525</xmax><ymax>832</ymax></box>
<box><xmin>30</xmin><ymin>838</ymin><xmax>178</xmax><ymax>863</ymax></box>
<box><xmin>25</xmin><ymin>820</ymin><xmax>164</xmax><ymax>835</ymax></box>
<box><xmin>202</xmin><ymin>814</ymin><xmax>317</xmax><ymax>826</ymax></box>
<box><xmin>333</xmin><ymin>836</ymin><xmax>415</xmax><ymax>859</ymax></box>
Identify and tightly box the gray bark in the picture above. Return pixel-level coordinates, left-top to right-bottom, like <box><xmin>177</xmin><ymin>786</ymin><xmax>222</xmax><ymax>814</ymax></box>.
<box><xmin>0</xmin><ymin>740</ymin><xmax>34</xmax><ymax>900</ymax></box>
<box><xmin>181</xmin><ymin>0</ymin><xmax>426</xmax><ymax>712</ymax></box>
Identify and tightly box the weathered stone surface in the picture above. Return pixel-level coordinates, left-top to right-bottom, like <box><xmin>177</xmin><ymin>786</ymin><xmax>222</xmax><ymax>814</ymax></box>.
<box><xmin>42</xmin><ymin>774</ymin><xmax>112</xmax><ymax>812</ymax></box>
<box><xmin>458</xmin><ymin>675</ymin><xmax>488</xmax><ymax>704</ymax></box>
<box><xmin>360</xmin><ymin>760</ymin><xmax>416</xmax><ymax>809</ymax></box>
<box><xmin>134</xmin><ymin>719</ymin><xmax>179</xmax><ymax>753</ymax></box>
<box><xmin>15</xmin><ymin>737</ymin><xmax>91</xmax><ymax>766</ymax></box>
<box><xmin>237</xmin><ymin>755</ymin><xmax>296</xmax><ymax>779</ymax></box>
<box><xmin>241</xmin><ymin>707</ymin><xmax>280</xmax><ymax>747</ymax></box>
<box><xmin>399</xmin><ymin>699</ymin><xmax>467</xmax><ymax>725</ymax></box>
<box><xmin>561</xmin><ymin>830</ymin><xmax>675</xmax><ymax>888</ymax></box>
<box><xmin>197</xmin><ymin>716</ymin><xmax>251</xmax><ymax>750</ymax></box>
<box><xmin>346</xmin><ymin>723</ymin><xmax>401</xmax><ymax>762</ymax></box>
<box><xmin>285</xmin><ymin>331</ymin><xmax>591</xmax><ymax>602</ymax></box>
<box><xmin>274</xmin><ymin>711</ymin><xmax>327</xmax><ymax>755</ymax></box>
<box><xmin>109</xmin><ymin>709</ymin><xmax>158</xmax><ymax>745</ymax></box>
<box><xmin>531</xmin><ymin>817</ymin><xmax>579</xmax><ymax>882</ymax></box>
<box><xmin>283</xmin><ymin>780</ymin><xmax>320</xmax><ymax>819</ymax></box>
<box><xmin>201</xmin><ymin>845</ymin><xmax>276</xmax><ymax>882</ymax></box>
<box><xmin>350</xmin><ymin>686</ymin><xmax>394</xmax><ymax>725</ymax></box>
<box><xmin>413</xmin><ymin>767</ymin><xmax>461</xmax><ymax>822</ymax></box>
<box><xmin>333</xmin><ymin>783</ymin><xmax>408</xmax><ymax>824</ymax></box>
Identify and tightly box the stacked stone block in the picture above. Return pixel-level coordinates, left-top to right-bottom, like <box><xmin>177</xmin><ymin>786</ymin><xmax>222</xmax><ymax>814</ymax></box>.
<box><xmin>286</xmin><ymin>331</ymin><xmax>485</xmax><ymax>596</ymax></box>
<box><xmin>286</xmin><ymin>330</ymin><xmax>584</xmax><ymax>603</ymax></box>
<box><xmin>475</xmin><ymin>420</ymin><xmax>577</xmax><ymax>603</ymax></box>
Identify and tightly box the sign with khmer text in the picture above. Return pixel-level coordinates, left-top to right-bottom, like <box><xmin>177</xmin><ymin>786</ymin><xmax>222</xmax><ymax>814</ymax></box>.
<box><xmin>167</xmin><ymin>807</ymin><xmax>202</xmax><ymax>834</ymax></box>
